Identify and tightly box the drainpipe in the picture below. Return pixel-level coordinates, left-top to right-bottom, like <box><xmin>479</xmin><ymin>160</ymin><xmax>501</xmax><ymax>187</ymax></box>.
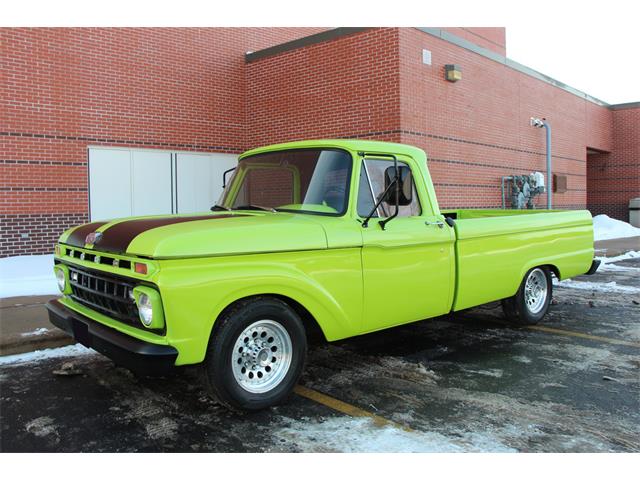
<box><xmin>543</xmin><ymin>121</ymin><xmax>552</xmax><ymax>209</ymax></box>
<box><xmin>530</xmin><ymin>117</ymin><xmax>552</xmax><ymax>209</ymax></box>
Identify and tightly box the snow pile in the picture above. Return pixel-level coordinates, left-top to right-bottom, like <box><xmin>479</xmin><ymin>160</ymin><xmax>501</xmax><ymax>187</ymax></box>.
<box><xmin>597</xmin><ymin>250</ymin><xmax>640</xmax><ymax>273</ymax></box>
<box><xmin>592</xmin><ymin>215</ymin><xmax>640</xmax><ymax>241</ymax></box>
<box><xmin>273</xmin><ymin>416</ymin><xmax>516</xmax><ymax>453</ymax></box>
<box><xmin>0</xmin><ymin>254</ymin><xmax>58</xmax><ymax>298</ymax></box>
<box><xmin>0</xmin><ymin>344</ymin><xmax>95</xmax><ymax>366</ymax></box>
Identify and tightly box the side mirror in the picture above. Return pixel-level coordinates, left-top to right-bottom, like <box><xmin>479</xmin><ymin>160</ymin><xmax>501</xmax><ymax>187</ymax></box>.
<box><xmin>384</xmin><ymin>165</ymin><xmax>413</xmax><ymax>206</ymax></box>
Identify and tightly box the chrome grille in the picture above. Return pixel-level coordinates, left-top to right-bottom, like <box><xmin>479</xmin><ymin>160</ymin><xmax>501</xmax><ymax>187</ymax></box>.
<box><xmin>68</xmin><ymin>265</ymin><xmax>142</xmax><ymax>329</ymax></box>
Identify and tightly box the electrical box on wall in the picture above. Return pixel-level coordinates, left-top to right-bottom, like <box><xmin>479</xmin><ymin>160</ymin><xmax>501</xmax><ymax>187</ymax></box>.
<box><xmin>553</xmin><ymin>174</ymin><xmax>567</xmax><ymax>193</ymax></box>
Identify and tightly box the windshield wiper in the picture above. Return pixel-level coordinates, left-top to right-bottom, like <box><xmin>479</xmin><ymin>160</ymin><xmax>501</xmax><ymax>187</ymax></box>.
<box><xmin>232</xmin><ymin>204</ymin><xmax>277</xmax><ymax>213</ymax></box>
<box><xmin>210</xmin><ymin>204</ymin><xmax>231</xmax><ymax>211</ymax></box>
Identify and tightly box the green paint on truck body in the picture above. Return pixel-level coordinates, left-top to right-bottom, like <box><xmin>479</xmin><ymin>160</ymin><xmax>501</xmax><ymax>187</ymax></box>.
<box><xmin>53</xmin><ymin>140</ymin><xmax>594</xmax><ymax>366</ymax></box>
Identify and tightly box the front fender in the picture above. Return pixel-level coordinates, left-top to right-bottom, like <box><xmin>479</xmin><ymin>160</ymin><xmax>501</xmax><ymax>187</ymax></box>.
<box><xmin>156</xmin><ymin>249</ymin><xmax>363</xmax><ymax>365</ymax></box>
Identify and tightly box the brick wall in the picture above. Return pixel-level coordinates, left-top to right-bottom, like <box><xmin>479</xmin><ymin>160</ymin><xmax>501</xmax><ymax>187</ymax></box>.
<box><xmin>1</xmin><ymin>27</ymin><xmax>636</xmax><ymax>256</ymax></box>
<box><xmin>0</xmin><ymin>27</ymin><xmax>326</xmax><ymax>257</ymax></box>
<box><xmin>587</xmin><ymin>106</ymin><xmax>640</xmax><ymax>220</ymax></box>
<box><xmin>246</xmin><ymin>28</ymin><xmax>402</xmax><ymax>147</ymax></box>
<box><xmin>0</xmin><ymin>213</ymin><xmax>88</xmax><ymax>255</ymax></box>
<box><xmin>246</xmin><ymin>27</ymin><xmax>617</xmax><ymax>211</ymax></box>
<box><xmin>397</xmin><ymin>28</ymin><xmax>613</xmax><ymax>210</ymax></box>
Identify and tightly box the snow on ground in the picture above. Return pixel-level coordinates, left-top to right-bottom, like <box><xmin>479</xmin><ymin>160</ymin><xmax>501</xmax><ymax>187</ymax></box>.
<box><xmin>597</xmin><ymin>262</ymin><xmax>639</xmax><ymax>273</ymax></box>
<box><xmin>592</xmin><ymin>214</ymin><xmax>640</xmax><ymax>241</ymax></box>
<box><xmin>594</xmin><ymin>250</ymin><xmax>640</xmax><ymax>272</ymax></box>
<box><xmin>0</xmin><ymin>254</ymin><xmax>58</xmax><ymax>298</ymax></box>
<box><xmin>553</xmin><ymin>278</ymin><xmax>640</xmax><ymax>294</ymax></box>
<box><xmin>20</xmin><ymin>327</ymin><xmax>51</xmax><ymax>337</ymax></box>
<box><xmin>273</xmin><ymin>416</ymin><xmax>516</xmax><ymax>453</ymax></box>
<box><xmin>596</xmin><ymin>250</ymin><xmax>640</xmax><ymax>264</ymax></box>
<box><xmin>0</xmin><ymin>344</ymin><xmax>95</xmax><ymax>366</ymax></box>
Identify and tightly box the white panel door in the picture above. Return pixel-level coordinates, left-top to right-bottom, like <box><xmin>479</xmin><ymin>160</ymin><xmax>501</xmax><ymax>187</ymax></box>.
<box><xmin>176</xmin><ymin>153</ymin><xmax>237</xmax><ymax>213</ymax></box>
<box><xmin>90</xmin><ymin>148</ymin><xmax>237</xmax><ymax>220</ymax></box>
<box><xmin>89</xmin><ymin>148</ymin><xmax>132</xmax><ymax>221</ymax></box>
<box><xmin>131</xmin><ymin>150</ymin><xmax>172</xmax><ymax>216</ymax></box>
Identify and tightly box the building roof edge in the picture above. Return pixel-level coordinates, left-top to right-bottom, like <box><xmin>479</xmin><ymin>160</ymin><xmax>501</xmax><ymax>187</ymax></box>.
<box><xmin>416</xmin><ymin>27</ymin><xmax>610</xmax><ymax>107</ymax></box>
<box><xmin>608</xmin><ymin>101</ymin><xmax>640</xmax><ymax>111</ymax></box>
<box><xmin>245</xmin><ymin>27</ymin><xmax>615</xmax><ymax>108</ymax></box>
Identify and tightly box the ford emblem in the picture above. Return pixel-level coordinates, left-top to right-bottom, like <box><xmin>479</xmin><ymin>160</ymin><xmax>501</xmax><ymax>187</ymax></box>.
<box><xmin>85</xmin><ymin>231</ymin><xmax>103</xmax><ymax>244</ymax></box>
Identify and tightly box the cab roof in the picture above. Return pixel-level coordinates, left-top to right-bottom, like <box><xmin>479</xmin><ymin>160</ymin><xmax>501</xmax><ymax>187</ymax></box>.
<box><xmin>240</xmin><ymin>139</ymin><xmax>427</xmax><ymax>161</ymax></box>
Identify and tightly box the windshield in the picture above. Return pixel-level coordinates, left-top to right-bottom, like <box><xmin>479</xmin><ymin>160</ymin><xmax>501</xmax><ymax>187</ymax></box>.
<box><xmin>219</xmin><ymin>149</ymin><xmax>352</xmax><ymax>216</ymax></box>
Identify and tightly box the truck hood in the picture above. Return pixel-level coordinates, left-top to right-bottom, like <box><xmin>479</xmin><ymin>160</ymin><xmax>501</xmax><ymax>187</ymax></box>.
<box><xmin>61</xmin><ymin>212</ymin><xmax>328</xmax><ymax>258</ymax></box>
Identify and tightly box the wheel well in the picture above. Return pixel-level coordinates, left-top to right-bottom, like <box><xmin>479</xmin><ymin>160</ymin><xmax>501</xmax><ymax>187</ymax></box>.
<box><xmin>542</xmin><ymin>264</ymin><xmax>561</xmax><ymax>280</ymax></box>
<box><xmin>214</xmin><ymin>294</ymin><xmax>328</xmax><ymax>345</ymax></box>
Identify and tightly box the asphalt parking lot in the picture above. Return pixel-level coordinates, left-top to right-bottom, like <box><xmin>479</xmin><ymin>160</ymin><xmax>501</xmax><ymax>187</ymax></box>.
<box><xmin>1</xmin><ymin>256</ymin><xmax>638</xmax><ymax>452</ymax></box>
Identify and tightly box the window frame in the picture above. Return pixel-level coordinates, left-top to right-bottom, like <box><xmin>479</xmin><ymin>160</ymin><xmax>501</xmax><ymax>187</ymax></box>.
<box><xmin>226</xmin><ymin>147</ymin><xmax>354</xmax><ymax>218</ymax></box>
<box><xmin>356</xmin><ymin>157</ymin><xmax>423</xmax><ymax>219</ymax></box>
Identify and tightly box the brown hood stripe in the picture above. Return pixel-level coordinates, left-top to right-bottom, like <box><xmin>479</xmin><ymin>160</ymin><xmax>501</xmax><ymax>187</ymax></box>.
<box><xmin>90</xmin><ymin>215</ymin><xmax>232</xmax><ymax>254</ymax></box>
<box><xmin>66</xmin><ymin>221</ymin><xmax>108</xmax><ymax>247</ymax></box>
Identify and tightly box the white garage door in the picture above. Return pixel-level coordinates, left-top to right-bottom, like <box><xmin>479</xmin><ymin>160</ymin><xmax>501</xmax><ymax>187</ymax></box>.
<box><xmin>176</xmin><ymin>152</ymin><xmax>238</xmax><ymax>213</ymax></box>
<box><xmin>88</xmin><ymin>147</ymin><xmax>237</xmax><ymax>221</ymax></box>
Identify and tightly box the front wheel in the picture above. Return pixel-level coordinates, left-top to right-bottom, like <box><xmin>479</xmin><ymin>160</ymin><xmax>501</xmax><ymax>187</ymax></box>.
<box><xmin>203</xmin><ymin>296</ymin><xmax>307</xmax><ymax>411</ymax></box>
<box><xmin>501</xmin><ymin>266</ymin><xmax>552</xmax><ymax>325</ymax></box>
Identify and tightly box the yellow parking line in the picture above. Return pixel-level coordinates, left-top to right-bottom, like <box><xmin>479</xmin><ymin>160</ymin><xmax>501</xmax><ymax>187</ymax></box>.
<box><xmin>526</xmin><ymin>325</ymin><xmax>640</xmax><ymax>348</ymax></box>
<box><xmin>293</xmin><ymin>385</ymin><xmax>413</xmax><ymax>432</ymax></box>
<box><xmin>474</xmin><ymin>316</ymin><xmax>640</xmax><ymax>348</ymax></box>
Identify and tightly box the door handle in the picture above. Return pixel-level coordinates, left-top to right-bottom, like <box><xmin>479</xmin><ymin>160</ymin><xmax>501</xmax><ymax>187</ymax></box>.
<box><xmin>425</xmin><ymin>221</ymin><xmax>445</xmax><ymax>228</ymax></box>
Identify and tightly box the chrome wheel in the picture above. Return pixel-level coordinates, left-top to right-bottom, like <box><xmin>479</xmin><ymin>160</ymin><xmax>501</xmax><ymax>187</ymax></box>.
<box><xmin>524</xmin><ymin>268</ymin><xmax>548</xmax><ymax>314</ymax></box>
<box><xmin>231</xmin><ymin>319</ymin><xmax>292</xmax><ymax>394</ymax></box>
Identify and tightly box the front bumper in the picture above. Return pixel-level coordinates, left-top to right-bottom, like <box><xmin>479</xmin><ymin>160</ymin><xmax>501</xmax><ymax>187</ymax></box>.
<box><xmin>46</xmin><ymin>299</ymin><xmax>178</xmax><ymax>375</ymax></box>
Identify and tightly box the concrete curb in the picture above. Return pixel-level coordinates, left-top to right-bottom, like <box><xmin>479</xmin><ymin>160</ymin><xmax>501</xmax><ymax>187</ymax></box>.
<box><xmin>0</xmin><ymin>294</ymin><xmax>73</xmax><ymax>357</ymax></box>
<box><xmin>0</xmin><ymin>334</ymin><xmax>73</xmax><ymax>356</ymax></box>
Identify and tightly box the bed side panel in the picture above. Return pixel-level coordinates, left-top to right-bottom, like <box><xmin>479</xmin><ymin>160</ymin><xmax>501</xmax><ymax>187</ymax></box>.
<box><xmin>452</xmin><ymin>210</ymin><xmax>593</xmax><ymax>311</ymax></box>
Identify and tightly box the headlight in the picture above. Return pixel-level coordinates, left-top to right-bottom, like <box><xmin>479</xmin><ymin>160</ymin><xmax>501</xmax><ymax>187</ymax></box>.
<box><xmin>55</xmin><ymin>268</ymin><xmax>66</xmax><ymax>292</ymax></box>
<box><xmin>53</xmin><ymin>265</ymin><xmax>71</xmax><ymax>294</ymax></box>
<box><xmin>133</xmin><ymin>287</ymin><xmax>164</xmax><ymax>329</ymax></box>
<box><xmin>137</xmin><ymin>292</ymin><xmax>153</xmax><ymax>326</ymax></box>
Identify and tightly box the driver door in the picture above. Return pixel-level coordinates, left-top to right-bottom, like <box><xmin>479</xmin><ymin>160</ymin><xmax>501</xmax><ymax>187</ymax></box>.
<box><xmin>358</xmin><ymin>158</ymin><xmax>455</xmax><ymax>333</ymax></box>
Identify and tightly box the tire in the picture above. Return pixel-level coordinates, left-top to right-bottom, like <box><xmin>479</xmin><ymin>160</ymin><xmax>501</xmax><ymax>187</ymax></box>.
<box><xmin>203</xmin><ymin>296</ymin><xmax>307</xmax><ymax>411</ymax></box>
<box><xmin>501</xmin><ymin>266</ymin><xmax>552</xmax><ymax>325</ymax></box>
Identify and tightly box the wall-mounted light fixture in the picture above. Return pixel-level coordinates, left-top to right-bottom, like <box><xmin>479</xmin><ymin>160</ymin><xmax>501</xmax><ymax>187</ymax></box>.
<box><xmin>444</xmin><ymin>64</ymin><xmax>462</xmax><ymax>82</ymax></box>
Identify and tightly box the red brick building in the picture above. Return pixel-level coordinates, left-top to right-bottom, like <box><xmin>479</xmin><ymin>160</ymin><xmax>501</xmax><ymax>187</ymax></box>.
<box><xmin>1</xmin><ymin>27</ymin><xmax>638</xmax><ymax>257</ymax></box>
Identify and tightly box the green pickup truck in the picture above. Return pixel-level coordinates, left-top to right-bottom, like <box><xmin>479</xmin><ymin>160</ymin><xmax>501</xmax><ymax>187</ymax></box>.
<box><xmin>47</xmin><ymin>139</ymin><xmax>599</xmax><ymax>410</ymax></box>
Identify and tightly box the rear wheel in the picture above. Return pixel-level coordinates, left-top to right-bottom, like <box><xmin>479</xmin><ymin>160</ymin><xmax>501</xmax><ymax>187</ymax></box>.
<box><xmin>203</xmin><ymin>296</ymin><xmax>307</xmax><ymax>411</ymax></box>
<box><xmin>501</xmin><ymin>266</ymin><xmax>552</xmax><ymax>325</ymax></box>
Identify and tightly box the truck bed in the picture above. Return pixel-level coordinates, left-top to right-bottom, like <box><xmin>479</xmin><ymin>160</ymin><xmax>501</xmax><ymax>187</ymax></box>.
<box><xmin>441</xmin><ymin>209</ymin><xmax>594</xmax><ymax>311</ymax></box>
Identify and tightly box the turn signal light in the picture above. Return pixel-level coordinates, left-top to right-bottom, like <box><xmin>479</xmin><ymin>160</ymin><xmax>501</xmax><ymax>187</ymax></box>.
<box><xmin>134</xmin><ymin>262</ymin><xmax>148</xmax><ymax>275</ymax></box>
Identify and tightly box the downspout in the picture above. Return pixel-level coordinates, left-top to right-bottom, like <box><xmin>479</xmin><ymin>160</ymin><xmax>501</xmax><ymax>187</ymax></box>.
<box><xmin>543</xmin><ymin>121</ymin><xmax>552</xmax><ymax>209</ymax></box>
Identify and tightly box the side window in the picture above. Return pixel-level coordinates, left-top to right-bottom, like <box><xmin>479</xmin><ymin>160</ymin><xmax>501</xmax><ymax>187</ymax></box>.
<box><xmin>357</xmin><ymin>159</ymin><xmax>421</xmax><ymax>218</ymax></box>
